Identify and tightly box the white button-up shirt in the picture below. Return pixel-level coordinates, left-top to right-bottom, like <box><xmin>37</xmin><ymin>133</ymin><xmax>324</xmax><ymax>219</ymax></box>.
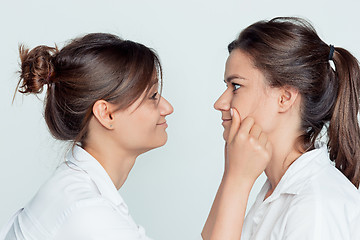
<box><xmin>1</xmin><ymin>146</ymin><xmax>152</xmax><ymax>240</ymax></box>
<box><xmin>241</xmin><ymin>146</ymin><xmax>360</xmax><ymax>240</ymax></box>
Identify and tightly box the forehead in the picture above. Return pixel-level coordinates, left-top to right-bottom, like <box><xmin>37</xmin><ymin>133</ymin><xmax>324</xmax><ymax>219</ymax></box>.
<box><xmin>150</xmin><ymin>70</ymin><xmax>160</xmax><ymax>87</ymax></box>
<box><xmin>224</xmin><ymin>49</ymin><xmax>261</xmax><ymax>80</ymax></box>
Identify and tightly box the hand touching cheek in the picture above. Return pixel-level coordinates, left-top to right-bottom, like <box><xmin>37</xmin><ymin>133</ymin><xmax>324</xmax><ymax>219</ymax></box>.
<box><xmin>225</xmin><ymin>108</ymin><xmax>272</xmax><ymax>185</ymax></box>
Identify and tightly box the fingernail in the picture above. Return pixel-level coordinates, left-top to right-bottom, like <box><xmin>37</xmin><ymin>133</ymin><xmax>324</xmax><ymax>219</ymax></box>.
<box><xmin>230</xmin><ymin>108</ymin><xmax>233</xmax><ymax>117</ymax></box>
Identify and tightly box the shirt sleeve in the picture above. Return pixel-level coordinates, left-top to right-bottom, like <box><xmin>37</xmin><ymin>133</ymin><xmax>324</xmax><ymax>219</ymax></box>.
<box><xmin>53</xmin><ymin>202</ymin><xmax>152</xmax><ymax>240</ymax></box>
<box><xmin>282</xmin><ymin>194</ymin><xmax>354</xmax><ymax>240</ymax></box>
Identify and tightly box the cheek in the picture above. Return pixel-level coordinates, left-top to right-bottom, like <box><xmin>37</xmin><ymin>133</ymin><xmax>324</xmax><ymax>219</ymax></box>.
<box><xmin>230</xmin><ymin>92</ymin><xmax>259</xmax><ymax>120</ymax></box>
<box><xmin>131</xmin><ymin>113</ymin><xmax>158</xmax><ymax>135</ymax></box>
<box><xmin>115</xmin><ymin>108</ymin><xmax>157</xmax><ymax>136</ymax></box>
<box><xmin>231</xmin><ymin>90</ymin><xmax>277</xmax><ymax>132</ymax></box>
<box><xmin>252</xmin><ymin>96</ymin><xmax>279</xmax><ymax>132</ymax></box>
<box><xmin>132</xmin><ymin>103</ymin><xmax>159</xmax><ymax>122</ymax></box>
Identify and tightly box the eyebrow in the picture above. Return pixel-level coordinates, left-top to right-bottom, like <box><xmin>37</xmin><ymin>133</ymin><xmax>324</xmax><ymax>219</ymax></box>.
<box><xmin>151</xmin><ymin>78</ymin><xmax>159</xmax><ymax>86</ymax></box>
<box><xmin>224</xmin><ymin>75</ymin><xmax>247</xmax><ymax>83</ymax></box>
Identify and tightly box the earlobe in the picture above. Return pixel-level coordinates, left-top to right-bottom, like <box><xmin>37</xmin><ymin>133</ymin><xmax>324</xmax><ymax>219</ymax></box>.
<box><xmin>92</xmin><ymin>100</ymin><xmax>114</xmax><ymax>130</ymax></box>
<box><xmin>278</xmin><ymin>87</ymin><xmax>299</xmax><ymax>113</ymax></box>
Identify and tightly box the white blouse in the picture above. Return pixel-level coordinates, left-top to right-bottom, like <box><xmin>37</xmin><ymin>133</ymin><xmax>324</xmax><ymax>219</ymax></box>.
<box><xmin>241</xmin><ymin>146</ymin><xmax>360</xmax><ymax>240</ymax></box>
<box><xmin>1</xmin><ymin>146</ymin><xmax>152</xmax><ymax>240</ymax></box>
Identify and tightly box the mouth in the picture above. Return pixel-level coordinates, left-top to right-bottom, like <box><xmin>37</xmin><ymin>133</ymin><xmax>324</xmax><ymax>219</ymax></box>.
<box><xmin>157</xmin><ymin>121</ymin><xmax>167</xmax><ymax>125</ymax></box>
<box><xmin>221</xmin><ymin>118</ymin><xmax>232</xmax><ymax>126</ymax></box>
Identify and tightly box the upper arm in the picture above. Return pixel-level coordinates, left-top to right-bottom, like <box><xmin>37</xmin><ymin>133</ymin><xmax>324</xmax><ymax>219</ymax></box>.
<box><xmin>281</xmin><ymin>195</ymin><xmax>320</xmax><ymax>239</ymax></box>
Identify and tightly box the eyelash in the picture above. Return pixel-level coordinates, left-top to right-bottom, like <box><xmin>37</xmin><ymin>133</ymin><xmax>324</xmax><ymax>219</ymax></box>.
<box><xmin>231</xmin><ymin>83</ymin><xmax>241</xmax><ymax>92</ymax></box>
<box><xmin>150</xmin><ymin>92</ymin><xmax>159</xmax><ymax>100</ymax></box>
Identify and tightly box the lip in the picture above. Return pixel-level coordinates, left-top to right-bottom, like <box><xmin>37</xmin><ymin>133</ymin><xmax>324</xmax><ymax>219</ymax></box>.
<box><xmin>221</xmin><ymin>119</ymin><xmax>232</xmax><ymax>126</ymax></box>
<box><xmin>157</xmin><ymin>121</ymin><xmax>167</xmax><ymax>126</ymax></box>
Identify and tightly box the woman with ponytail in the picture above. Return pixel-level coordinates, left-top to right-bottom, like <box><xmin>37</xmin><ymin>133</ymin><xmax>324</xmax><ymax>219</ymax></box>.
<box><xmin>203</xmin><ymin>17</ymin><xmax>360</xmax><ymax>239</ymax></box>
<box><xmin>1</xmin><ymin>33</ymin><xmax>173</xmax><ymax>240</ymax></box>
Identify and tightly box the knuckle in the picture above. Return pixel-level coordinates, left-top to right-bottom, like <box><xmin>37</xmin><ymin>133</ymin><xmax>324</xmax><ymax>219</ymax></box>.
<box><xmin>262</xmin><ymin>148</ymin><xmax>271</xmax><ymax>159</ymax></box>
<box><xmin>255</xmin><ymin>144</ymin><xmax>263</xmax><ymax>152</ymax></box>
<box><xmin>249</xmin><ymin>138</ymin><xmax>263</xmax><ymax>151</ymax></box>
<box><xmin>249</xmin><ymin>136</ymin><xmax>256</xmax><ymax>144</ymax></box>
<box><xmin>237</xmin><ymin>132</ymin><xmax>247</xmax><ymax>141</ymax></box>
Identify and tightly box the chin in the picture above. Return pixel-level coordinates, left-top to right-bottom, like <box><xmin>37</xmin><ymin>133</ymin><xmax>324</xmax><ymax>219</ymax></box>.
<box><xmin>149</xmin><ymin>135</ymin><xmax>168</xmax><ymax>150</ymax></box>
<box><xmin>223</xmin><ymin>131</ymin><xmax>229</xmax><ymax>142</ymax></box>
<box><xmin>158</xmin><ymin>134</ymin><xmax>168</xmax><ymax>147</ymax></box>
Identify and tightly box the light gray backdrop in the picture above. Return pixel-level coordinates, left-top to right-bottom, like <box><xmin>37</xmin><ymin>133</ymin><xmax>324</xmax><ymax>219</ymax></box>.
<box><xmin>1</xmin><ymin>0</ymin><xmax>359</xmax><ymax>239</ymax></box>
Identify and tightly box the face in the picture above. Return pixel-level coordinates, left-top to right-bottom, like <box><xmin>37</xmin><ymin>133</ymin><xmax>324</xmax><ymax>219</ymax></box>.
<box><xmin>214</xmin><ymin>49</ymin><xmax>280</xmax><ymax>141</ymax></box>
<box><xmin>111</xmin><ymin>83</ymin><xmax>174</xmax><ymax>154</ymax></box>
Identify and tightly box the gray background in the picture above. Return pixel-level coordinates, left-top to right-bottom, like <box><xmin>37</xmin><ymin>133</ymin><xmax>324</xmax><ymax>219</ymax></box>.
<box><xmin>1</xmin><ymin>0</ymin><xmax>359</xmax><ymax>239</ymax></box>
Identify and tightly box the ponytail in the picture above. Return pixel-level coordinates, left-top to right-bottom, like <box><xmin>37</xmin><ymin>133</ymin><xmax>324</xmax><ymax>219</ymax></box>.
<box><xmin>328</xmin><ymin>47</ymin><xmax>360</xmax><ymax>188</ymax></box>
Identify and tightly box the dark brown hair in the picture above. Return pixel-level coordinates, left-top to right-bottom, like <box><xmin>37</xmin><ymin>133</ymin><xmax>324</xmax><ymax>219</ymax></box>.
<box><xmin>228</xmin><ymin>17</ymin><xmax>360</xmax><ymax>188</ymax></box>
<box><xmin>17</xmin><ymin>33</ymin><xmax>162</xmax><ymax>147</ymax></box>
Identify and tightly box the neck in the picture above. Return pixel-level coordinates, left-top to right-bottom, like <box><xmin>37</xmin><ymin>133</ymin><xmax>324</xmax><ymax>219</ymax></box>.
<box><xmin>84</xmin><ymin>141</ymin><xmax>139</xmax><ymax>190</ymax></box>
<box><xmin>264</xmin><ymin>125</ymin><xmax>303</xmax><ymax>192</ymax></box>
<box><xmin>265</xmin><ymin>147</ymin><xmax>302</xmax><ymax>190</ymax></box>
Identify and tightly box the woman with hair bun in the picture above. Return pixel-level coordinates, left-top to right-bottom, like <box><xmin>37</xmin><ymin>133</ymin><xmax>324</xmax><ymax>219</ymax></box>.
<box><xmin>202</xmin><ymin>17</ymin><xmax>360</xmax><ymax>239</ymax></box>
<box><xmin>1</xmin><ymin>33</ymin><xmax>173</xmax><ymax>240</ymax></box>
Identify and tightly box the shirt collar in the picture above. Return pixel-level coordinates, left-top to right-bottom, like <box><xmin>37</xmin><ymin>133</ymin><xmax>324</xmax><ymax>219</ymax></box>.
<box><xmin>66</xmin><ymin>145</ymin><xmax>125</xmax><ymax>206</ymax></box>
<box><xmin>265</xmin><ymin>145</ymin><xmax>330</xmax><ymax>203</ymax></box>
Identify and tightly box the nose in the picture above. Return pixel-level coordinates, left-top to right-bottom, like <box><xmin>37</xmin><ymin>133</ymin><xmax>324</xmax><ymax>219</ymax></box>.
<box><xmin>214</xmin><ymin>89</ymin><xmax>231</xmax><ymax>112</ymax></box>
<box><xmin>159</xmin><ymin>96</ymin><xmax>174</xmax><ymax>116</ymax></box>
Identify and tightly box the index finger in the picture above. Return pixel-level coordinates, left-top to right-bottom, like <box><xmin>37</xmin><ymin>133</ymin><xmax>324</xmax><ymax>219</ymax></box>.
<box><xmin>227</xmin><ymin>108</ymin><xmax>241</xmax><ymax>143</ymax></box>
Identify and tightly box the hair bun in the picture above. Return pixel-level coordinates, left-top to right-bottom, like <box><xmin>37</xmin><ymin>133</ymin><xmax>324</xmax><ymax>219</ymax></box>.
<box><xmin>18</xmin><ymin>45</ymin><xmax>58</xmax><ymax>94</ymax></box>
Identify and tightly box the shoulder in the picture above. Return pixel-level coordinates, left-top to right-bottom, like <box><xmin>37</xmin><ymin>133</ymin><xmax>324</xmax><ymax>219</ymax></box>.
<box><xmin>28</xmin><ymin>162</ymin><xmax>101</xmax><ymax>207</ymax></box>
<box><xmin>290</xmin><ymin>149</ymin><xmax>360</xmax><ymax>213</ymax></box>
<box><xmin>301</xmin><ymin>162</ymin><xmax>360</xmax><ymax>210</ymax></box>
<box><xmin>284</xmin><ymin>164</ymin><xmax>360</xmax><ymax>238</ymax></box>
<box><xmin>22</xmin><ymin>162</ymin><xmax>150</xmax><ymax>240</ymax></box>
<box><xmin>23</xmin><ymin>162</ymin><xmax>105</xmax><ymax>235</ymax></box>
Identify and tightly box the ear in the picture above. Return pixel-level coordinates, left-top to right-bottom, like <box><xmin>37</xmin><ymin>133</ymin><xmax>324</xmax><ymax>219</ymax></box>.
<box><xmin>278</xmin><ymin>86</ymin><xmax>299</xmax><ymax>113</ymax></box>
<box><xmin>92</xmin><ymin>100</ymin><xmax>115</xmax><ymax>130</ymax></box>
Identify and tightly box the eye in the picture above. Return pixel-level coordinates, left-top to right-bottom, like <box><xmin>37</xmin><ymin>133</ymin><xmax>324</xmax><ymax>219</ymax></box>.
<box><xmin>232</xmin><ymin>83</ymin><xmax>241</xmax><ymax>92</ymax></box>
<box><xmin>150</xmin><ymin>92</ymin><xmax>158</xmax><ymax>100</ymax></box>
